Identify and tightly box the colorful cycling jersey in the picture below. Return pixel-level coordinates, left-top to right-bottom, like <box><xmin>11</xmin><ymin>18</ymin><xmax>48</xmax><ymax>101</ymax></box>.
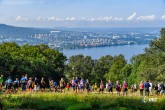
<box><xmin>123</xmin><ymin>83</ymin><xmax>128</xmax><ymax>88</ymax></box>
<box><xmin>139</xmin><ymin>83</ymin><xmax>144</xmax><ymax>89</ymax></box>
<box><xmin>80</xmin><ymin>79</ymin><xmax>85</xmax><ymax>86</ymax></box>
<box><xmin>14</xmin><ymin>80</ymin><xmax>19</xmax><ymax>84</ymax></box>
<box><xmin>71</xmin><ymin>79</ymin><xmax>75</xmax><ymax>86</ymax></box>
<box><xmin>21</xmin><ymin>77</ymin><xmax>27</xmax><ymax>84</ymax></box>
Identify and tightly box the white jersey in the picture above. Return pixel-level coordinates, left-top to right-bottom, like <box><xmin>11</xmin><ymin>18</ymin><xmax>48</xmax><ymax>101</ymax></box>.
<box><xmin>134</xmin><ymin>84</ymin><xmax>137</xmax><ymax>89</ymax></box>
<box><xmin>106</xmin><ymin>83</ymin><xmax>108</xmax><ymax>89</ymax></box>
<box><xmin>149</xmin><ymin>83</ymin><xmax>152</xmax><ymax>88</ymax></box>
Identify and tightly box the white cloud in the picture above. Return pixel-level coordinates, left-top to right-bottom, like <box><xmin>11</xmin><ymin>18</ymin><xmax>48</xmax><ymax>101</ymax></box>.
<box><xmin>46</xmin><ymin>16</ymin><xmax>124</xmax><ymax>22</ymax></box>
<box><xmin>87</xmin><ymin>16</ymin><xmax>113</xmax><ymax>22</ymax></box>
<box><xmin>127</xmin><ymin>12</ymin><xmax>136</xmax><ymax>21</ymax></box>
<box><xmin>95</xmin><ymin>16</ymin><xmax>124</xmax><ymax>21</ymax></box>
<box><xmin>79</xmin><ymin>18</ymin><xmax>86</xmax><ymax>21</ymax></box>
<box><xmin>87</xmin><ymin>18</ymin><xmax>96</xmax><ymax>21</ymax></box>
<box><xmin>161</xmin><ymin>15</ymin><xmax>165</xmax><ymax>20</ymax></box>
<box><xmin>113</xmin><ymin>17</ymin><xmax>124</xmax><ymax>21</ymax></box>
<box><xmin>97</xmin><ymin>16</ymin><xmax>113</xmax><ymax>21</ymax></box>
<box><xmin>36</xmin><ymin>16</ymin><xmax>45</xmax><ymax>21</ymax></box>
<box><xmin>16</xmin><ymin>16</ymin><xmax>29</xmax><ymax>21</ymax></box>
<box><xmin>48</xmin><ymin>16</ymin><xmax>54</xmax><ymax>21</ymax></box>
<box><xmin>48</xmin><ymin>16</ymin><xmax>63</xmax><ymax>21</ymax></box>
<box><xmin>48</xmin><ymin>17</ymin><xmax>77</xmax><ymax>21</ymax></box>
<box><xmin>13</xmin><ymin>14</ymin><xmax>160</xmax><ymax>23</ymax></box>
<box><xmin>65</xmin><ymin>17</ymin><xmax>76</xmax><ymax>21</ymax></box>
<box><xmin>136</xmin><ymin>15</ymin><xmax>156</xmax><ymax>21</ymax></box>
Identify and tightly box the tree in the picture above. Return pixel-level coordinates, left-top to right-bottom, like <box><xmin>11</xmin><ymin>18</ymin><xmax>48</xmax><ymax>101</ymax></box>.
<box><xmin>92</xmin><ymin>55</ymin><xmax>113</xmax><ymax>84</ymax></box>
<box><xmin>131</xmin><ymin>28</ymin><xmax>165</xmax><ymax>82</ymax></box>
<box><xmin>65</xmin><ymin>55</ymin><xmax>94</xmax><ymax>81</ymax></box>
<box><xmin>0</xmin><ymin>42</ymin><xmax>66</xmax><ymax>82</ymax></box>
<box><xmin>104</xmin><ymin>54</ymin><xmax>127</xmax><ymax>82</ymax></box>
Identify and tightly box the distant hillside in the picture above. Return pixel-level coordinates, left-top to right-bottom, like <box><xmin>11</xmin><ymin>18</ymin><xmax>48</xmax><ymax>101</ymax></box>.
<box><xmin>0</xmin><ymin>24</ymin><xmax>50</xmax><ymax>38</ymax></box>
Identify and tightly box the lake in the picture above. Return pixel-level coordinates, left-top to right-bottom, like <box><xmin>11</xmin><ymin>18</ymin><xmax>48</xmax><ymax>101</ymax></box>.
<box><xmin>61</xmin><ymin>44</ymin><xmax>149</xmax><ymax>62</ymax></box>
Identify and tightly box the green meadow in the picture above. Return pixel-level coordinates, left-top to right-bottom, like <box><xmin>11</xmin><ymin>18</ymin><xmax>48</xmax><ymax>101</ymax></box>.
<box><xmin>0</xmin><ymin>93</ymin><xmax>165</xmax><ymax>110</ymax></box>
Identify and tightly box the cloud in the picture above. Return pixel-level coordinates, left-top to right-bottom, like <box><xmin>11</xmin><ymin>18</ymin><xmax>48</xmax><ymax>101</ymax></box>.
<box><xmin>47</xmin><ymin>16</ymin><xmax>114</xmax><ymax>22</ymax></box>
<box><xmin>12</xmin><ymin>14</ymin><xmax>161</xmax><ymax>23</ymax></box>
<box><xmin>161</xmin><ymin>15</ymin><xmax>165</xmax><ymax>20</ymax></box>
<box><xmin>48</xmin><ymin>17</ymin><xmax>83</xmax><ymax>21</ymax></box>
<box><xmin>47</xmin><ymin>17</ymin><xmax>63</xmax><ymax>21</ymax></box>
<box><xmin>113</xmin><ymin>17</ymin><xmax>124</xmax><ymax>21</ymax></box>
<box><xmin>136</xmin><ymin>15</ymin><xmax>156</xmax><ymax>21</ymax></box>
<box><xmin>79</xmin><ymin>18</ymin><xmax>86</xmax><ymax>21</ymax></box>
<box><xmin>87</xmin><ymin>18</ymin><xmax>96</xmax><ymax>21</ymax></box>
<box><xmin>16</xmin><ymin>16</ymin><xmax>29</xmax><ymax>21</ymax></box>
<box><xmin>100</xmin><ymin>16</ymin><xmax>113</xmax><ymax>21</ymax></box>
<box><xmin>40</xmin><ymin>16</ymin><xmax>124</xmax><ymax>22</ymax></box>
<box><xmin>127</xmin><ymin>12</ymin><xmax>136</xmax><ymax>21</ymax></box>
<box><xmin>97</xmin><ymin>16</ymin><xmax>113</xmax><ymax>21</ymax></box>
<box><xmin>87</xmin><ymin>16</ymin><xmax>124</xmax><ymax>22</ymax></box>
<box><xmin>36</xmin><ymin>16</ymin><xmax>46</xmax><ymax>21</ymax></box>
<box><xmin>65</xmin><ymin>17</ymin><xmax>76</xmax><ymax>21</ymax></box>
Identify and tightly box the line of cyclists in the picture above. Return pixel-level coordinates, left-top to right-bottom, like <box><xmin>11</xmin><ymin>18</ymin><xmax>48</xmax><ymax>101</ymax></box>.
<box><xmin>0</xmin><ymin>74</ymin><xmax>165</xmax><ymax>96</ymax></box>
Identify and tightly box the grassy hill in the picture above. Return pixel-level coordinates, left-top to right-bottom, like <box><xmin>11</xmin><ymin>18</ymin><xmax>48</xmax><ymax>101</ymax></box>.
<box><xmin>0</xmin><ymin>93</ymin><xmax>165</xmax><ymax>110</ymax></box>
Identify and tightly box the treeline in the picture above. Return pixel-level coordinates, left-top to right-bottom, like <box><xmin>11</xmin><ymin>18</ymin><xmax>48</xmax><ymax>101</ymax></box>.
<box><xmin>0</xmin><ymin>43</ymin><xmax>66</xmax><ymax>83</ymax></box>
<box><xmin>0</xmin><ymin>28</ymin><xmax>165</xmax><ymax>85</ymax></box>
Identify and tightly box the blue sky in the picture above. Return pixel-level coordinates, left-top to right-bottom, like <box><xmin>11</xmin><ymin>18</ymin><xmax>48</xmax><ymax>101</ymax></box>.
<box><xmin>0</xmin><ymin>0</ymin><xmax>165</xmax><ymax>28</ymax></box>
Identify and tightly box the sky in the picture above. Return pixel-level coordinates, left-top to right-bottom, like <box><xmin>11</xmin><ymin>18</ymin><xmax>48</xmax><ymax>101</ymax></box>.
<box><xmin>0</xmin><ymin>0</ymin><xmax>165</xmax><ymax>28</ymax></box>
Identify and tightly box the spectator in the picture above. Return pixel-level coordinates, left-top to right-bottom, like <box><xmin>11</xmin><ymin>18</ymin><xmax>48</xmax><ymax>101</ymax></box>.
<box><xmin>108</xmin><ymin>80</ymin><xmax>113</xmax><ymax>94</ymax></box>
<box><xmin>154</xmin><ymin>84</ymin><xmax>159</xmax><ymax>96</ymax></box>
<box><xmin>20</xmin><ymin>75</ymin><xmax>27</xmax><ymax>92</ymax></box>
<box><xmin>122</xmin><ymin>81</ymin><xmax>128</xmax><ymax>96</ymax></box>
<box><xmin>149</xmin><ymin>80</ymin><xmax>152</xmax><ymax>96</ymax></box>
<box><xmin>99</xmin><ymin>80</ymin><xmax>104</xmax><ymax>94</ymax></box>
<box><xmin>86</xmin><ymin>79</ymin><xmax>90</xmax><ymax>94</ymax></box>
<box><xmin>160</xmin><ymin>82</ymin><xmax>165</xmax><ymax>96</ymax></box>
<box><xmin>13</xmin><ymin>78</ymin><xmax>19</xmax><ymax>93</ymax></box>
<box><xmin>5</xmin><ymin>76</ymin><xmax>12</xmax><ymax>93</ymax></box>
<box><xmin>59</xmin><ymin>78</ymin><xmax>65</xmax><ymax>93</ymax></box>
<box><xmin>139</xmin><ymin>81</ymin><xmax>144</xmax><ymax>96</ymax></box>
<box><xmin>116</xmin><ymin>81</ymin><xmax>120</xmax><ymax>96</ymax></box>
<box><xmin>144</xmin><ymin>80</ymin><xmax>150</xmax><ymax>96</ymax></box>
<box><xmin>40</xmin><ymin>77</ymin><xmax>46</xmax><ymax>92</ymax></box>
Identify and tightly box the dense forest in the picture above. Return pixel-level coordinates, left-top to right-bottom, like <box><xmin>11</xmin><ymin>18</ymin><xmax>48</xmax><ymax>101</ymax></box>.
<box><xmin>0</xmin><ymin>28</ymin><xmax>165</xmax><ymax>85</ymax></box>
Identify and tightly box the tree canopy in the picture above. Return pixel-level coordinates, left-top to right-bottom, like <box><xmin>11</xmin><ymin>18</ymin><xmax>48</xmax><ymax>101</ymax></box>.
<box><xmin>130</xmin><ymin>28</ymin><xmax>165</xmax><ymax>83</ymax></box>
<box><xmin>0</xmin><ymin>42</ymin><xmax>66</xmax><ymax>82</ymax></box>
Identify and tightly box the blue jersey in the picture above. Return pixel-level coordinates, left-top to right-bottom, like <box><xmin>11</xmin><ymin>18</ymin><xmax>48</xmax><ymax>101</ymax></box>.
<box><xmin>144</xmin><ymin>82</ymin><xmax>150</xmax><ymax>89</ymax></box>
<box><xmin>54</xmin><ymin>82</ymin><xmax>57</xmax><ymax>86</ymax></box>
<box><xmin>14</xmin><ymin>80</ymin><xmax>19</xmax><ymax>84</ymax></box>
<box><xmin>21</xmin><ymin>77</ymin><xmax>27</xmax><ymax>84</ymax></box>
<box><xmin>81</xmin><ymin>79</ymin><xmax>85</xmax><ymax>86</ymax></box>
<box><xmin>109</xmin><ymin>82</ymin><xmax>113</xmax><ymax>88</ymax></box>
<box><xmin>75</xmin><ymin>79</ymin><xmax>78</xmax><ymax>85</ymax></box>
<box><xmin>81</xmin><ymin>79</ymin><xmax>85</xmax><ymax>84</ymax></box>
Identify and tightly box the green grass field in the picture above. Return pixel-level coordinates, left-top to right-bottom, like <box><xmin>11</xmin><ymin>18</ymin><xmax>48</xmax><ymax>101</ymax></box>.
<box><xmin>0</xmin><ymin>92</ymin><xmax>165</xmax><ymax>110</ymax></box>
